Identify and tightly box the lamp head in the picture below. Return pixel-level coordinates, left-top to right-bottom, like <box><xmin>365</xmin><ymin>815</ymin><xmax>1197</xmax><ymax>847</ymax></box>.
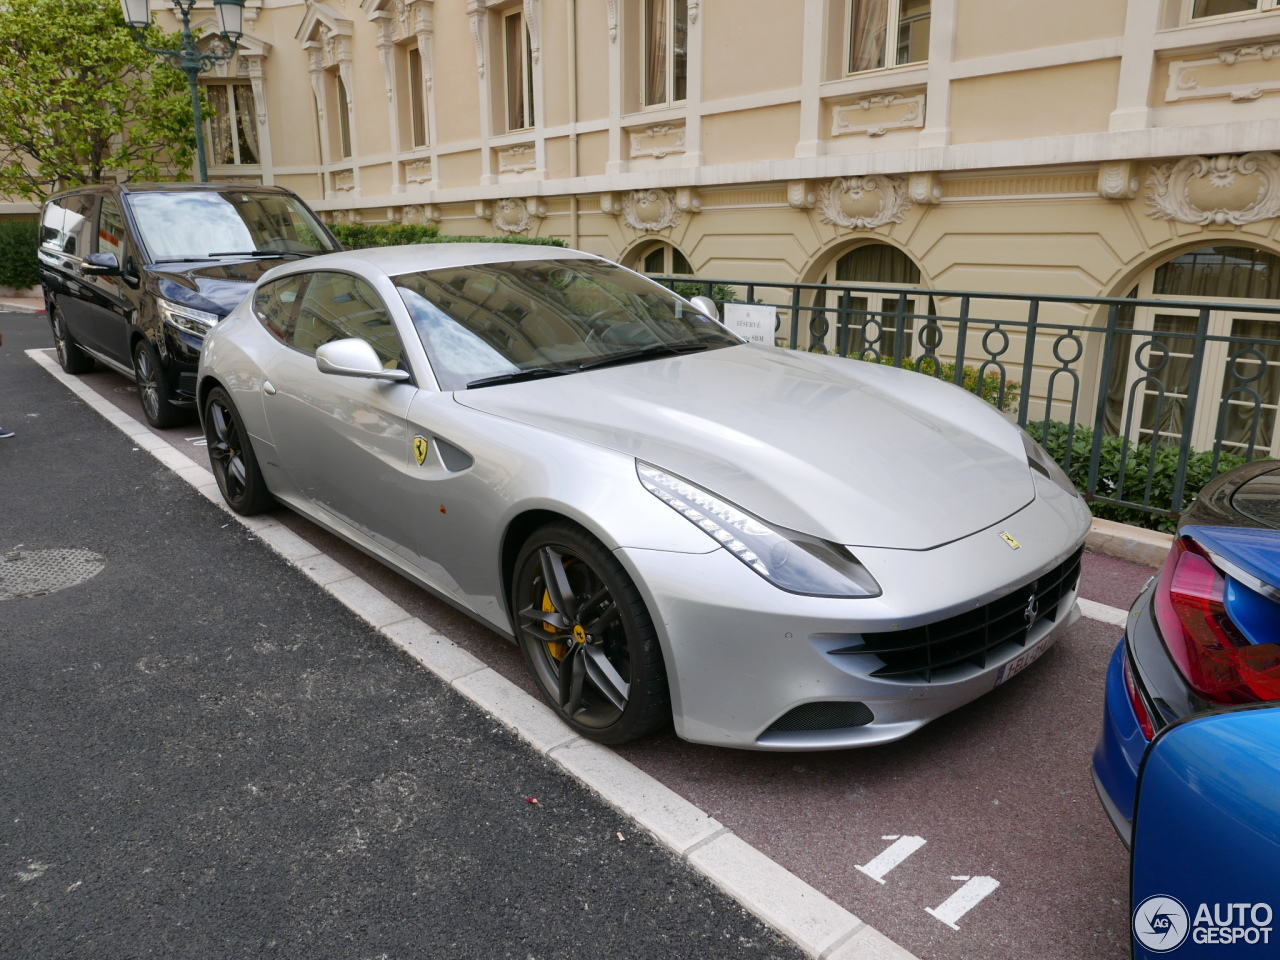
<box><xmin>119</xmin><ymin>0</ymin><xmax>151</xmax><ymax>30</ymax></box>
<box><xmin>214</xmin><ymin>0</ymin><xmax>245</xmax><ymax>43</ymax></box>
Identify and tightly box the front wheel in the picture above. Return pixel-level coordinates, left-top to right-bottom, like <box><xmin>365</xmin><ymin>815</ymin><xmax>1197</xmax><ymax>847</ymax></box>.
<box><xmin>133</xmin><ymin>340</ymin><xmax>182</xmax><ymax>428</ymax></box>
<box><xmin>50</xmin><ymin>304</ymin><xmax>94</xmax><ymax>374</ymax></box>
<box><xmin>203</xmin><ymin>386</ymin><xmax>275</xmax><ymax>515</ymax></box>
<box><xmin>512</xmin><ymin>522</ymin><xmax>670</xmax><ymax>744</ymax></box>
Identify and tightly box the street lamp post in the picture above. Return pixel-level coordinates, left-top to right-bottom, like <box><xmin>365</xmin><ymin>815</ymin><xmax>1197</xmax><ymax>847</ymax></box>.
<box><xmin>119</xmin><ymin>0</ymin><xmax>246</xmax><ymax>183</ymax></box>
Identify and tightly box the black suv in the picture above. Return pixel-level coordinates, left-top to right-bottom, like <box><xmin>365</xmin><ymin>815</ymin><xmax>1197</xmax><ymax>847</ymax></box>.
<box><xmin>38</xmin><ymin>183</ymin><xmax>341</xmax><ymax>426</ymax></box>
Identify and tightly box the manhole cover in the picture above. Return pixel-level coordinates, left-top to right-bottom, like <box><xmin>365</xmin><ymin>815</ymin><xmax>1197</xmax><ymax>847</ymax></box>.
<box><xmin>0</xmin><ymin>548</ymin><xmax>106</xmax><ymax>600</ymax></box>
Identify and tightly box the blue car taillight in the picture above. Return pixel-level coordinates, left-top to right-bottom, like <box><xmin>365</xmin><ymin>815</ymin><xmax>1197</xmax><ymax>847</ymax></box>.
<box><xmin>1153</xmin><ymin>536</ymin><xmax>1280</xmax><ymax>704</ymax></box>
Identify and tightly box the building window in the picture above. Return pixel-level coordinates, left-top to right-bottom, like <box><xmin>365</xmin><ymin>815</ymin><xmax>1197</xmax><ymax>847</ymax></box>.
<box><xmin>644</xmin><ymin>0</ymin><xmax>688</xmax><ymax>107</ymax></box>
<box><xmin>847</xmin><ymin>0</ymin><xmax>930</xmax><ymax>74</ymax></box>
<box><xmin>206</xmin><ymin>83</ymin><xmax>259</xmax><ymax>166</ymax></box>
<box><xmin>407</xmin><ymin>47</ymin><xmax>428</xmax><ymax>147</ymax></box>
<box><xmin>335</xmin><ymin>74</ymin><xmax>353</xmax><ymax>159</ymax></box>
<box><xmin>504</xmin><ymin>9</ymin><xmax>534</xmax><ymax>131</ymax></box>
<box><xmin>811</xmin><ymin>243</ymin><xmax>925</xmax><ymax>358</ymax></box>
<box><xmin>1187</xmin><ymin>0</ymin><xmax>1279</xmax><ymax>21</ymax></box>
<box><xmin>634</xmin><ymin>242</ymin><xmax>692</xmax><ymax>276</ymax></box>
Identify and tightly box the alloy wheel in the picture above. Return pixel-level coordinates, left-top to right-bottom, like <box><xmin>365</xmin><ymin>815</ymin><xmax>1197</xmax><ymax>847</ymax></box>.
<box><xmin>206</xmin><ymin>399</ymin><xmax>248</xmax><ymax>502</ymax></box>
<box><xmin>135</xmin><ymin>347</ymin><xmax>161</xmax><ymax>422</ymax></box>
<box><xmin>518</xmin><ymin>545</ymin><xmax>631</xmax><ymax>728</ymax></box>
<box><xmin>52</xmin><ymin>311</ymin><xmax>68</xmax><ymax>367</ymax></box>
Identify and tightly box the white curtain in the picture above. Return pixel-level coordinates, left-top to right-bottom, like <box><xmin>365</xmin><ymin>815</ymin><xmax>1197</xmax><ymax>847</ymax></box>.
<box><xmin>849</xmin><ymin>0</ymin><xmax>888</xmax><ymax>73</ymax></box>
<box><xmin>234</xmin><ymin>84</ymin><xmax>259</xmax><ymax>164</ymax></box>
<box><xmin>645</xmin><ymin>0</ymin><xmax>667</xmax><ymax>105</ymax></box>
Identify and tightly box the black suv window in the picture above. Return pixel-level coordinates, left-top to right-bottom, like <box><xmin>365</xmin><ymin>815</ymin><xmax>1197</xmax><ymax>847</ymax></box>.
<box><xmin>40</xmin><ymin>194</ymin><xmax>96</xmax><ymax>258</ymax></box>
<box><xmin>253</xmin><ymin>273</ymin><xmax>309</xmax><ymax>344</ymax></box>
<box><xmin>293</xmin><ymin>272</ymin><xmax>405</xmax><ymax>369</ymax></box>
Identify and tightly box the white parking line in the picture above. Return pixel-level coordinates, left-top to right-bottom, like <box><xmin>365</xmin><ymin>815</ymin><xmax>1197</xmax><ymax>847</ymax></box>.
<box><xmin>926</xmin><ymin>877</ymin><xmax>1002</xmax><ymax>930</ymax></box>
<box><xmin>1078</xmin><ymin>597</ymin><xmax>1130</xmax><ymax>626</ymax></box>
<box><xmin>855</xmin><ymin>836</ymin><xmax>928</xmax><ymax>885</ymax></box>
<box><xmin>27</xmin><ymin>347</ymin><xmax>920</xmax><ymax>960</ymax></box>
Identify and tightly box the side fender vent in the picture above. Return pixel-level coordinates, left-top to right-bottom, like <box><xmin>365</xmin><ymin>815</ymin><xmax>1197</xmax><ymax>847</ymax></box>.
<box><xmin>766</xmin><ymin>701</ymin><xmax>874</xmax><ymax>733</ymax></box>
<box><xmin>434</xmin><ymin>436</ymin><xmax>474</xmax><ymax>472</ymax></box>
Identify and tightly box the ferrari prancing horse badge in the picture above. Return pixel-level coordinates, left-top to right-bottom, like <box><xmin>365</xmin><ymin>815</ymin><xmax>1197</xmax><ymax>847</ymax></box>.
<box><xmin>413</xmin><ymin>435</ymin><xmax>429</xmax><ymax>466</ymax></box>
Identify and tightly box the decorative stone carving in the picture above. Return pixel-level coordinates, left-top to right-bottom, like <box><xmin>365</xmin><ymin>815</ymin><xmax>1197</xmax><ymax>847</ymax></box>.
<box><xmin>331</xmin><ymin>208</ymin><xmax>363</xmax><ymax>225</ymax></box>
<box><xmin>816</xmin><ymin>176</ymin><xmax>912</xmax><ymax>230</ymax></box>
<box><xmin>599</xmin><ymin>192</ymin><xmax>622</xmax><ymax>216</ymax></box>
<box><xmin>688</xmin><ymin>0</ymin><xmax>699</xmax><ymax>23</ymax></box>
<box><xmin>498</xmin><ymin>143</ymin><xmax>537</xmax><ymax>174</ymax></box>
<box><xmin>404</xmin><ymin>158</ymin><xmax>432</xmax><ymax>183</ymax></box>
<box><xmin>629</xmin><ymin>124</ymin><xmax>685</xmax><ymax>159</ymax></box>
<box><xmin>1098</xmin><ymin>160</ymin><xmax>1140</xmax><ymax>201</ymax></box>
<box><xmin>401</xmin><ymin>203</ymin><xmax>441</xmax><ymax>225</ymax></box>
<box><xmin>493</xmin><ymin>197</ymin><xmax>532</xmax><ymax>233</ymax></box>
<box><xmin>332</xmin><ymin>169</ymin><xmax>356</xmax><ymax>192</ymax></box>
<box><xmin>830</xmin><ymin>94</ymin><xmax>925</xmax><ymax>139</ymax></box>
<box><xmin>908</xmin><ymin>172</ymin><xmax>942</xmax><ymax>205</ymax></box>
<box><xmin>466</xmin><ymin>0</ymin><xmax>486</xmax><ymax>78</ymax></box>
<box><xmin>675</xmin><ymin>186</ymin><xmax>701</xmax><ymax>214</ymax></box>
<box><xmin>606</xmin><ymin>0</ymin><xmax>617</xmax><ymax>41</ymax></box>
<box><xmin>787</xmin><ymin>180</ymin><xmax>816</xmax><ymax>209</ymax></box>
<box><xmin>1168</xmin><ymin>45</ymin><xmax>1280</xmax><ymax>103</ymax></box>
<box><xmin>1147</xmin><ymin>154</ymin><xmax>1280</xmax><ymax>226</ymax></box>
<box><xmin>621</xmin><ymin>189</ymin><xmax>680</xmax><ymax>232</ymax></box>
<box><xmin>475</xmin><ymin>199</ymin><xmax>494</xmax><ymax>220</ymax></box>
<box><xmin>523</xmin><ymin>0</ymin><xmax>541</xmax><ymax>64</ymax></box>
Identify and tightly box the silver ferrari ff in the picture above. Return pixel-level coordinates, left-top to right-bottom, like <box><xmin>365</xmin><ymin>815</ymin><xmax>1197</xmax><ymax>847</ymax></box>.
<box><xmin>197</xmin><ymin>244</ymin><xmax>1091</xmax><ymax>750</ymax></box>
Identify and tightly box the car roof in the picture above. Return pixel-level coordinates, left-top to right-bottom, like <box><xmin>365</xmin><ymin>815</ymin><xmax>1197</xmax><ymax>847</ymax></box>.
<box><xmin>47</xmin><ymin>182</ymin><xmax>295</xmax><ymax>201</ymax></box>
<box><xmin>270</xmin><ymin>243</ymin><xmax>600</xmax><ymax>278</ymax></box>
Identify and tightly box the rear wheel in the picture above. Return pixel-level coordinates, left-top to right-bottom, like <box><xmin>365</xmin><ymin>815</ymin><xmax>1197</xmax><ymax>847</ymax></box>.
<box><xmin>133</xmin><ymin>340</ymin><xmax>183</xmax><ymax>428</ymax></box>
<box><xmin>50</xmin><ymin>304</ymin><xmax>94</xmax><ymax>374</ymax></box>
<box><xmin>512</xmin><ymin>522</ymin><xmax>670</xmax><ymax>744</ymax></box>
<box><xmin>203</xmin><ymin>386</ymin><xmax>275</xmax><ymax>515</ymax></box>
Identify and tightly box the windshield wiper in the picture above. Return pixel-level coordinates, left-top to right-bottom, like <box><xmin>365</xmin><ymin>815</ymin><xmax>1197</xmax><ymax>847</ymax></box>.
<box><xmin>206</xmin><ymin>250</ymin><xmax>315</xmax><ymax>259</ymax></box>
<box><xmin>465</xmin><ymin>367</ymin><xmax>575</xmax><ymax>389</ymax></box>
<box><xmin>576</xmin><ymin>342</ymin><xmax>710</xmax><ymax>372</ymax></box>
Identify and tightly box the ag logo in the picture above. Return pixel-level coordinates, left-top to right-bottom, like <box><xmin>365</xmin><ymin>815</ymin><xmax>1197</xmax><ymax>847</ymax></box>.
<box><xmin>1134</xmin><ymin>895</ymin><xmax>1190</xmax><ymax>953</ymax></box>
<box><xmin>413</xmin><ymin>435</ymin><xmax>429</xmax><ymax>466</ymax></box>
<box><xmin>1000</xmin><ymin>532</ymin><xmax>1021</xmax><ymax>550</ymax></box>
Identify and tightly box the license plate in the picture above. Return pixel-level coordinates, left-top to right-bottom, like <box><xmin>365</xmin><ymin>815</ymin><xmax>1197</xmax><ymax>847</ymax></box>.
<box><xmin>994</xmin><ymin>633</ymin><xmax>1057</xmax><ymax>686</ymax></box>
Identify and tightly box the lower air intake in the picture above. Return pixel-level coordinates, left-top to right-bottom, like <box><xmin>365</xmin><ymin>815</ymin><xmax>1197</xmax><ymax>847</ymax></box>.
<box><xmin>766</xmin><ymin>701</ymin><xmax>874</xmax><ymax>733</ymax></box>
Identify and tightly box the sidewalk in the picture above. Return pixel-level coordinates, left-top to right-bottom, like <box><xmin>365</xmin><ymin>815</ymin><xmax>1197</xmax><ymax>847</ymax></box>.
<box><xmin>0</xmin><ymin>296</ymin><xmax>43</xmax><ymax>314</ymax></box>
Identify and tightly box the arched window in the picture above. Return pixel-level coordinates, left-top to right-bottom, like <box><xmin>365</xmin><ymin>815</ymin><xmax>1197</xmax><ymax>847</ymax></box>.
<box><xmin>1105</xmin><ymin>244</ymin><xmax>1280</xmax><ymax>459</ymax></box>
<box><xmin>630</xmin><ymin>241</ymin><xmax>692</xmax><ymax>277</ymax></box>
<box><xmin>810</xmin><ymin>242</ymin><xmax>925</xmax><ymax>358</ymax></box>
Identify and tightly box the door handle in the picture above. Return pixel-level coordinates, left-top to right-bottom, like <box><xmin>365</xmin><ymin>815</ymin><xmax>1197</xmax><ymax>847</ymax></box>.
<box><xmin>263</xmin><ymin>380</ymin><xmax>277</xmax><ymax>396</ymax></box>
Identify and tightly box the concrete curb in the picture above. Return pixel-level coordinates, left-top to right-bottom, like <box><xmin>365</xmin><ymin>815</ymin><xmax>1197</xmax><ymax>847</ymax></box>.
<box><xmin>27</xmin><ymin>347</ymin><xmax>921</xmax><ymax>960</ymax></box>
<box><xmin>1086</xmin><ymin>517</ymin><xmax>1173</xmax><ymax>569</ymax></box>
<box><xmin>1</xmin><ymin>297</ymin><xmax>45</xmax><ymax>315</ymax></box>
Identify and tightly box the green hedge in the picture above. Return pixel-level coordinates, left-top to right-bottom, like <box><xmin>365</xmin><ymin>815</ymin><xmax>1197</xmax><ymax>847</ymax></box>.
<box><xmin>331</xmin><ymin>223</ymin><xmax>567</xmax><ymax>249</ymax></box>
<box><xmin>0</xmin><ymin>219</ymin><xmax>39</xmax><ymax>289</ymax></box>
<box><xmin>1025</xmin><ymin>419</ymin><xmax>1255</xmax><ymax>532</ymax></box>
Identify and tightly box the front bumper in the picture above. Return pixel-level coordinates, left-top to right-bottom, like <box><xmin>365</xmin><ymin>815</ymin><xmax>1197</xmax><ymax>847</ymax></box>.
<box><xmin>617</xmin><ymin>483</ymin><xmax>1090</xmax><ymax>750</ymax></box>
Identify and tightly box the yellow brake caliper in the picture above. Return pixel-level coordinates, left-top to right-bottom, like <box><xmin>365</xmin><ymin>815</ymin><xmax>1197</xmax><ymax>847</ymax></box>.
<box><xmin>543</xmin><ymin>589</ymin><xmax>568</xmax><ymax>661</ymax></box>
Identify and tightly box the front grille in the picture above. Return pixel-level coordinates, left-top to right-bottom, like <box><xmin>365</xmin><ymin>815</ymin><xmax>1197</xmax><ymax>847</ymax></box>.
<box><xmin>830</xmin><ymin>547</ymin><xmax>1083</xmax><ymax>682</ymax></box>
<box><xmin>766</xmin><ymin>701</ymin><xmax>875</xmax><ymax>732</ymax></box>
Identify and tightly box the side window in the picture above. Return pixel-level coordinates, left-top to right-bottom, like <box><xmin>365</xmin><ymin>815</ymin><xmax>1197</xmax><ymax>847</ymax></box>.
<box><xmin>40</xmin><ymin>194</ymin><xmax>96</xmax><ymax>258</ymax></box>
<box><xmin>293</xmin><ymin>271</ymin><xmax>406</xmax><ymax>369</ymax></box>
<box><xmin>253</xmin><ymin>273</ymin><xmax>309</xmax><ymax>344</ymax></box>
<box><xmin>97</xmin><ymin>197</ymin><xmax>129</xmax><ymax>265</ymax></box>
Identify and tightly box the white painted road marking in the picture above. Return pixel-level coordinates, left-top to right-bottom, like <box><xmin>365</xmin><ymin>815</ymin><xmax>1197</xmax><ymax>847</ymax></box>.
<box><xmin>855</xmin><ymin>836</ymin><xmax>927</xmax><ymax>885</ymax></box>
<box><xmin>926</xmin><ymin>876</ymin><xmax>1002</xmax><ymax>930</ymax></box>
<box><xmin>1078</xmin><ymin>598</ymin><xmax>1129</xmax><ymax>626</ymax></box>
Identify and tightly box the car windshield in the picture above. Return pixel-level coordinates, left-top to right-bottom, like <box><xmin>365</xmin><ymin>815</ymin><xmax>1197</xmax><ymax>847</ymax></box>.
<box><xmin>394</xmin><ymin>258</ymin><xmax>741</xmax><ymax>390</ymax></box>
<box><xmin>126</xmin><ymin>191</ymin><xmax>339</xmax><ymax>261</ymax></box>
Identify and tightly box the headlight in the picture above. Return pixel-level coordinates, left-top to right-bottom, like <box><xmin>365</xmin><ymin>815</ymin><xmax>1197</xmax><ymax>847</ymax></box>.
<box><xmin>636</xmin><ymin>463</ymin><xmax>881</xmax><ymax>598</ymax></box>
<box><xmin>1021</xmin><ymin>430</ymin><xmax>1080</xmax><ymax>497</ymax></box>
<box><xmin>157</xmin><ymin>298</ymin><xmax>220</xmax><ymax>339</ymax></box>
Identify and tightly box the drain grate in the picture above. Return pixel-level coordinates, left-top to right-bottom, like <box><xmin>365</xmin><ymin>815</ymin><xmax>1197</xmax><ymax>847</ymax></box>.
<box><xmin>0</xmin><ymin>548</ymin><xmax>106</xmax><ymax>601</ymax></box>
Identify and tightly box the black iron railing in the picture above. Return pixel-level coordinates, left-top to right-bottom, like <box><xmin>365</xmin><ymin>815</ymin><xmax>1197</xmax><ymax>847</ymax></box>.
<box><xmin>654</xmin><ymin>276</ymin><xmax>1280</xmax><ymax>526</ymax></box>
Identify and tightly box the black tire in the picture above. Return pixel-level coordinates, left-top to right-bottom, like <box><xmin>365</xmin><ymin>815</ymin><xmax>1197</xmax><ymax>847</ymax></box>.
<box><xmin>203</xmin><ymin>386</ymin><xmax>275</xmax><ymax>515</ymax></box>
<box><xmin>132</xmin><ymin>340</ymin><xmax>183</xmax><ymax>428</ymax></box>
<box><xmin>49</xmin><ymin>303</ymin><xmax>94</xmax><ymax>374</ymax></box>
<box><xmin>511</xmin><ymin>521</ymin><xmax>670</xmax><ymax>744</ymax></box>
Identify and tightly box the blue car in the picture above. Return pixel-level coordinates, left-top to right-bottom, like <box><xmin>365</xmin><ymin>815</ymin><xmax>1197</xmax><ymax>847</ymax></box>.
<box><xmin>1093</xmin><ymin>459</ymin><xmax>1280</xmax><ymax>846</ymax></box>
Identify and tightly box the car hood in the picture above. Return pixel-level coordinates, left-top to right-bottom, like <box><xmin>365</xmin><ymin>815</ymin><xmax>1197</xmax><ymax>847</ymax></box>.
<box><xmin>454</xmin><ymin>344</ymin><xmax>1036</xmax><ymax>550</ymax></box>
<box><xmin>146</xmin><ymin>258</ymin><xmax>291</xmax><ymax>316</ymax></box>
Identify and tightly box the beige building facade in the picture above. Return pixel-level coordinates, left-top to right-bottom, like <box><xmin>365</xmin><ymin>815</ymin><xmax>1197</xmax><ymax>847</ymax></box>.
<box><xmin>11</xmin><ymin>0</ymin><xmax>1280</xmax><ymax>457</ymax></box>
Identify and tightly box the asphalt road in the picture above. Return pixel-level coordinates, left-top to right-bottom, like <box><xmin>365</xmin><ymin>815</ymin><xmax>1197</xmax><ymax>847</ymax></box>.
<box><xmin>0</xmin><ymin>312</ymin><xmax>804</xmax><ymax>960</ymax></box>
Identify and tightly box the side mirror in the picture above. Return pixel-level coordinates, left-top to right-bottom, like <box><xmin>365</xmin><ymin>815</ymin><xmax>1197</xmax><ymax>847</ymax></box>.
<box><xmin>315</xmin><ymin>338</ymin><xmax>410</xmax><ymax>382</ymax></box>
<box><xmin>689</xmin><ymin>295</ymin><xmax>719</xmax><ymax>322</ymax></box>
<box><xmin>1130</xmin><ymin>705</ymin><xmax>1280</xmax><ymax>957</ymax></box>
<box><xmin>82</xmin><ymin>252</ymin><xmax>121</xmax><ymax>277</ymax></box>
